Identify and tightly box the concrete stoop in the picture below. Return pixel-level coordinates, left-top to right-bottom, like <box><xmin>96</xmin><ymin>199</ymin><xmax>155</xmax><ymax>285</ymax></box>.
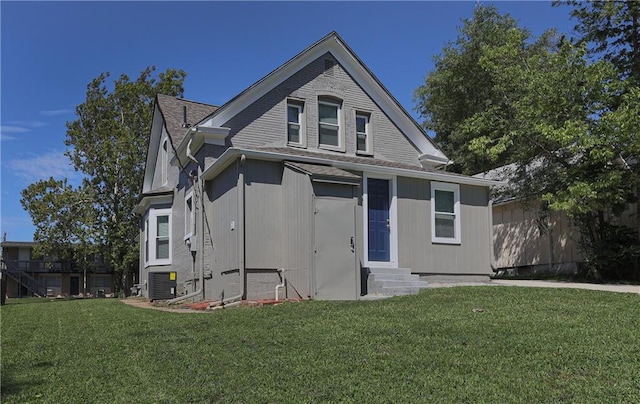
<box><xmin>365</xmin><ymin>267</ymin><xmax>429</xmax><ymax>296</ymax></box>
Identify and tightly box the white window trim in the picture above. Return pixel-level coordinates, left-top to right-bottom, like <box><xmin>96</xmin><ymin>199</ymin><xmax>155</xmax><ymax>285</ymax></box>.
<box><xmin>145</xmin><ymin>208</ymin><xmax>172</xmax><ymax>267</ymax></box>
<box><xmin>318</xmin><ymin>98</ymin><xmax>345</xmax><ymax>152</ymax></box>
<box><xmin>286</xmin><ymin>101</ymin><xmax>306</xmax><ymax>148</ymax></box>
<box><xmin>355</xmin><ymin>112</ymin><xmax>373</xmax><ymax>155</ymax></box>
<box><xmin>362</xmin><ymin>173</ymin><xmax>398</xmax><ymax>268</ymax></box>
<box><xmin>431</xmin><ymin>181</ymin><xmax>461</xmax><ymax>245</ymax></box>
<box><xmin>184</xmin><ymin>191</ymin><xmax>195</xmax><ymax>240</ymax></box>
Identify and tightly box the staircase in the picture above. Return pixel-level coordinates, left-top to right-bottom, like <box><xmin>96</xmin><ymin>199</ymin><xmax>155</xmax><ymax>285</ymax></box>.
<box><xmin>365</xmin><ymin>267</ymin><xmax>429</xmax><ymax>296</ymax></box>
<box><xmin>1</xmin><ymin>260</ymin><xmax>47</xmax><ymax>297</ymax></box>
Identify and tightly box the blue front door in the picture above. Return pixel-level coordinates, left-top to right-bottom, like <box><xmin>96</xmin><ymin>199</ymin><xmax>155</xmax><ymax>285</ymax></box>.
<box><xmin>367</xmin><ymin>178</ymin><xmax>390</xmax><ymax>262</ymax></box>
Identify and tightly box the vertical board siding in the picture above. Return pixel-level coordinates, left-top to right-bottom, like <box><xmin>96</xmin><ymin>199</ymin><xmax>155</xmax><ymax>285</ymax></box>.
<box><xmin>493</xmin><ymin>201</ymin><xmax>586</xmax><ymax>269</ymax></box>
<box><xmin>222</xmin><ymin>53</ymin><xmax>422</xmax><ymax>167</ymax></box>
<box><xmin>397</xmin><ymin>178</ymin><xmax>491</xmax><ymax>275</ymax></box>
<box><xmin>204</xmin><ymin>162</ymin><xmax>239</xmax><ymax>300</ymax></box>
<box><xmin>282</xmin><ymin>167</ymin><xmax>313</xmax><ymax>298</ymax></box>
<box><xmin>244</xmin><ymin>159</ymin><xmax>284</xmax><ymax>269</ymax></box>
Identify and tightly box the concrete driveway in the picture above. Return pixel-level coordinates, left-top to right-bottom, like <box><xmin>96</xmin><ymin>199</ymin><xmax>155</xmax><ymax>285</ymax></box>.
<box><xmin>492</xmin><ymin>279</ymin><xmax>640</xmax><ymax>294</ymax></box>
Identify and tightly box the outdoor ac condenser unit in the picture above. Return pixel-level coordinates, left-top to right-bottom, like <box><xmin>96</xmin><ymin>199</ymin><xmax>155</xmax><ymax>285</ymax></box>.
<box><xmin>148</xmin><ymin>272</ymin><xmax>177</xmax><ymax>300</ymax></box>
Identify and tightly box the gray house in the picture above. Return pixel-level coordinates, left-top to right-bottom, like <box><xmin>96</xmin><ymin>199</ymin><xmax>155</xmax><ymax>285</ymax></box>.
<box><xmin>135</xmin><ymin>32</ymin><xmax>498</xmax><ymax>303</ymax></box>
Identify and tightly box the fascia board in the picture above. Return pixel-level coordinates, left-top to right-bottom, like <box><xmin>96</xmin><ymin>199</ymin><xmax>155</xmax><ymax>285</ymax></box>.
<box><xmin>197</xmin><ymin>34</ymin><xmax>447</xmax><ymax>161</ymax></box>
<box><xmin>143</xmin><ymin>104</ymin><xmax>165</xmax><ymax>193</ymax></box>
<box><xmin>202</xmin><ymin>148</ymin><xmax>504</xmax><ymax>188</ymax></box>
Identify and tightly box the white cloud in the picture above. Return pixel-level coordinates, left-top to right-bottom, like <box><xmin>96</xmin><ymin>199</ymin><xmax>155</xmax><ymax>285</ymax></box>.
<box><xmin>4</xmin><ymin>150</ymin><xmax>79</xmax><ymax>184</ymax></box>
<box><xmin>0</xmin><ymin>125</ymin><xmax>30</xmax><ymax>133</ymax></box>
<box><xmin>7</xmin><ymin>120</ymin><xmax>48</xmax><ymax>128</ymax></box>
<box><xmin>39</xmin><ymin>109</ymin><xmax>73</xmax><ymax>117</ymax></box>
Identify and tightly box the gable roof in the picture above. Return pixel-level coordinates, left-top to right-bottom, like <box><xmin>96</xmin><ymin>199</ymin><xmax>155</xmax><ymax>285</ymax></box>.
<box><xmin>142</xmin><ymin>95</ymin><xmax>218</xmax><ymax>193</ymax></box>
<box><xmin>156</xmin><ymin>94</ymin><xmax>219</xmax><ymax>147</ymax></box>
<box><xmin>193</xmin><ymin>31</ymin><xmax>449</xmax><ymax>166</ymax></box>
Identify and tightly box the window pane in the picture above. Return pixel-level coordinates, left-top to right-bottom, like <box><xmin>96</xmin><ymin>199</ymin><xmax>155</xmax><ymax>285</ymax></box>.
<box><xmin>156</xmin><ymin>239</ymin><xmax>169</xmax><ymax>259</ymax></box>
<box><xmin>288</xmin><ymin>123</ymin><xmax>300</xmax><ymax>143</ymax></box>
<box><xmin>435</xmin><ymin>213</ymin><xmax>455</xmax><ymax>238</ymax></box>
<box><xmin>357</xmin><ymin>133</ymin><xmax>367</xmax><ymax>151</ymax></box>
<box><xmin>319</xmin><ymin>103</ymin><xmax>338</xmax><ymax>124</ymax></box>
<box><xmin>157</xmin><ymin>215</ymin><xmax>169</xmax><ymax>237</ymax></box>
<box><xmin>356</xmin><ymin>116</ymin><xmax>367</xmax><ymax>133</ymax></box>
<box><xmin>287</xmin><ymin>106</ymin><xmax>299</xmax><ymax>124</ymax></box>
<box><xmin>435</xmin><ymin>190</ymin><xmax>454</xmax><ymax>213</ymax></box>
<box><xmin>319</xmin><ymin>124</ymin><xmax>339</xmax><ymax>146</ymax></box>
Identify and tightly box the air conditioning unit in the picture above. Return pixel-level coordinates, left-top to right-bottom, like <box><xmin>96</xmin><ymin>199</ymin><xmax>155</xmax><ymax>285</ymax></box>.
<box><xmin>148</xmin><ymin>272</ymin><xmax>177</xmax><ymax>300</ymax></box>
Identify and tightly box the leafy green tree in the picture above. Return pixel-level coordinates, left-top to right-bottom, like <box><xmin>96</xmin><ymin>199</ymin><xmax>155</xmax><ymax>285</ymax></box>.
<box><xmin>418</xmin><ymin>5</ymin><xmax>640</xmax><ymax>279</ymax></box>
<box><xmin>557</xmin><ymin>0</ymin><xmax>640</xmax><ymax>84</ymax></box>
<box><xmin>468</xmin><ymin>28</ymin><xmax>640</xmax><ymax>279</ymax></box>
<box><xmin>21</xmin><ymin>67</ymin><xmax>186</xmax><ymax>292</ymax></box>
<box><xmin>414</xmin><ymin>5</ymin><xmax>553</xmax><ymax>174</ymax></box>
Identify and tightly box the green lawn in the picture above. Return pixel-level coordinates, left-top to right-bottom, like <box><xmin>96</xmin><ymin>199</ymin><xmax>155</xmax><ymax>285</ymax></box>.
<box><xmin>2</xmin><ymin>287</ymin><xmax>639</xmax><ymax>403</ymax></box>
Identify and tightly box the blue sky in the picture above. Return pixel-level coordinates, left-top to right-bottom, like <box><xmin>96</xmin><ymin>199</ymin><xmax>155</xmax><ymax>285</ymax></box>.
<box><xmin>1</xmin><ymin>1</ymin><xmax>575</xmax><ymax>242</ymax></box>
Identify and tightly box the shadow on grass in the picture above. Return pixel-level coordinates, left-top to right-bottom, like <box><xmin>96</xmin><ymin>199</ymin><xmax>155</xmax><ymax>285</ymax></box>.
<box><xmin>1</xmin><ymin>363</ymin><xmax>46</xmax><ymax>398</ymax></box>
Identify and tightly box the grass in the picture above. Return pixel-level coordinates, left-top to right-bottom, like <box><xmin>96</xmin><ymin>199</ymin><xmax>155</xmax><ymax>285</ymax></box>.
<box><xmin>1</xmin><ymin>287</ymin><xmax>639</xmax><ymax>403</ymax></box>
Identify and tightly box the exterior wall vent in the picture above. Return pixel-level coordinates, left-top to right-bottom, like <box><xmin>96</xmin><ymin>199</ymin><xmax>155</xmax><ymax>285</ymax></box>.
<box><xmin>149</xmin><ymin>272</ymin><xmax>177</xmax><ymax>300</ymax></box>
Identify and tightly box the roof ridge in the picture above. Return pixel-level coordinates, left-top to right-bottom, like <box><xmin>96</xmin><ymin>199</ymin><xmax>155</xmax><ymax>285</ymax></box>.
<box><xmin>156</xmin><ymin>93</ymin><xmax>218</xmax><ymax>108</ymax></box>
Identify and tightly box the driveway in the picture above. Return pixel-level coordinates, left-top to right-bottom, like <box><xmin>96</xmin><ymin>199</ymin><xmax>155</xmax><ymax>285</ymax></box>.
<box><xmin>492</xmin><ymin>279</ymin><xmax>640</xmax><ymax>294</ymax></box>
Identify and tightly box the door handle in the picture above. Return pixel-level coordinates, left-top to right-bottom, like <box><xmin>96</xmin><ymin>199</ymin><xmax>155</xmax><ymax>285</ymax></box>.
<box><xmin>386</xmin><ymin>219</ymin><xmax>391</xmax><ymax>230</ymax></box>
<box><xmin>350</xmin><ymin>236</ymin><xmax>355</xmax><ymax>253</ymax></box>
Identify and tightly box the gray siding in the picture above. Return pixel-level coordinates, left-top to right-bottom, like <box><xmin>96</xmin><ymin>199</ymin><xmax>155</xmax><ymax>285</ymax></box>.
<box><xmin>282</xmin><ymin>166</ymin><xmax>314</xmax><ymax>299</ymax></box>
<box><xmin>222</xmin><ymin>53</ymin><xmax>422</xmax><ymax>167</ymax></box>
<box><xmin>397</xmin><ymin>178</ymin><xmax>492</xmax><ymax>276</ymax></box>
<box><xmin>204</xmin><ymin>162</ymin><xmax>239</xmax><ymax>301</ymax></box>
<box><xmin>244</xmin><ymin>159</ymin><xmax>284</xmax><ymax>269</ymax></box>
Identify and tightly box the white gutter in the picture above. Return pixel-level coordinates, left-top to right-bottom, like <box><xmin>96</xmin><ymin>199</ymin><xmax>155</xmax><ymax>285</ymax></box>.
<box><xmin>275</xmin><ymin>268</ymin><xmax>285</xmax><ymax>301</ymax></box>
<box><xmin>489</xmin><ymin>199</ymin><xmax>497</xmax><ymax>272</ymax></box>
<box><xmin>202</xmin><ymin>147</ymin><xmax>504</xmax><ymax>188</ymax></box>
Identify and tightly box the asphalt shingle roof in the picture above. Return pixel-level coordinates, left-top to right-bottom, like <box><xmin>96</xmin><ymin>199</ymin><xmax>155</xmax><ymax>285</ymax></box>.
<box><xmin>156</xmin><ymin>94</ymin><xmax>218</xmax><ymax>147</ymax></box>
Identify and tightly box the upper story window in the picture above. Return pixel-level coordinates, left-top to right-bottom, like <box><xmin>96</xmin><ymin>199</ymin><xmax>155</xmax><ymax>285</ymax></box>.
<box><xmin>184</xmin><ymin>191</ymin><xmax>195</xmax><ymax>239</ymax></box>
<box><xmin>161</xmin><ymin>138</ymin><xmax>168</xmax><ymax>185</ymax></box>
<box><xmin>431</xmin><ymin>182</ymin><xmax>461</xmax><ymax>244</ymax></box>
<box><xmin>144</xmin><ymin>208</ymin><xmax>172</xmax><ymax>266</ymax></box>
<box><xmin>355</xmin><ymin>112</ymin><xmax>372</xmax><ymax>155</ymax></box>
<box><xmin>287</xmin><ymin>101</ymin><xmax>306</xmax><ymax>147</ymax></box>
<box><xmin>318</xmin><ymin>98</ymin><xmax>343</xmax><ymax>150</ymax></box>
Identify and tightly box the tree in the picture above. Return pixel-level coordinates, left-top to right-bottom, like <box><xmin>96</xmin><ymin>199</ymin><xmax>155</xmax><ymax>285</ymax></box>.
<box><xmin>414</xmin><ymin>5</ymin><xmax>553</xmax><ymax>174</ymax></box>
<box><xmin>557</xmin><ymin>1</ymin><xmax>640</xmax><ymax>84</ymax></box>
<box><xmin>21</xmin><ymin>67</ymin><xmax>186</xmax><ymax>293</ymax></box>
<box><xmin>467</xmin><ymin>25</ymin><xmax>640</xmax><ymax>279</ymax></box>
<box><xmin>417</xmin><ymin>5</ymin><xmax>640</xmax><ymax>279</ymax></box>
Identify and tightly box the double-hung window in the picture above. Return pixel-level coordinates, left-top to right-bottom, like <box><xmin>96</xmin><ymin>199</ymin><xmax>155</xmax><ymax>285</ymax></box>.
<box><xmin>287</xmin><ymin>101</ymin><xmax>305</xmax><ymax>147</ymax></box>
<box><xmin>355</xmin><ymin>113</ymin><xmax>372</xmax><ymax>154</ymax></box>
<box><xmin>318</xmin><ymin>98</ymin><xmax>343</xmax><ymax>149</ymax></box>
<box><xmin>431</xmin><ymin>182</ymin><xmax>461</xmax><ymax>244</ymax></box>
<box><xmin>145</xmin><ymin>208</ymin><xmax>172</xmax><ymax>266</ymax></box>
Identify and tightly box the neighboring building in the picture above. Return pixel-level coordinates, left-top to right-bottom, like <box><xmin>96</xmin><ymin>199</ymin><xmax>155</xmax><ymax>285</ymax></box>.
<box><xmin>135</xmin><ymin>32</ymin><xmax>499</xmax><ymax>302</ymax></box>
<box><xmin>0</xmin><ymin>241</ymin><xmax>114</xmax><ymax>298</ymax></box>
<box><xmin>476</xmin><ymin>164</ymin><xmax>639</xmax><ymax>276</ymax></box>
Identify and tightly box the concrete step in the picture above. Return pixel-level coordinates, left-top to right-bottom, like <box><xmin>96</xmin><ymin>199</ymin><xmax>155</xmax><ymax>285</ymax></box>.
<box><xmin>368</xmin><ymin>267</ymin><xmax>412</xmax><ymax>275</ymax></box>
<box><xmin>369</xmin><ymin>279</ymin><xmax>430</xmax><ymax>289</ymax></box>
<box><xmin>369</xmin><ymin>272</ymin><xmax>419</xmax><ymax>281</ymax></box>
<box><xmin>364</xmin><ymin>267</ymin><xmax>429</xmax><ymax>297</ymax></box>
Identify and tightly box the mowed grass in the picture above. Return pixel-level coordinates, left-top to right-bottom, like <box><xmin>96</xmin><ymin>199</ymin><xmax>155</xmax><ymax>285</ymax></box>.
<box><xmin>1</xmin><ymin>287</ymin><xmax>639</xmax><ymax>403</ymax></box>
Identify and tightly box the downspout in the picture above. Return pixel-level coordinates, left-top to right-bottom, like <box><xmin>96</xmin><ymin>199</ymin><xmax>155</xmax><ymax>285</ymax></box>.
<box><xmin>275</xmin><ymin>268</ymin><xmax>285</xmax><ymax>301</ymax></box>
<box><xmin>488</xmin><ymin>199</ymin><xmax>498</xmax><ymax>273</ymax></box>
<box><xmin>212</xmin><ymin>154</ymin><xmax>246</xmax><ymax>309</ymax></box>
<box><xmin>547</xmin><ymin>214</ymin><xmax>553</xmax><ymax>274</ymax></box>
<box><xmin>168</xmin><ymin>136</ymin><xmax>206</xmax><ymax>304</ymax></box>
